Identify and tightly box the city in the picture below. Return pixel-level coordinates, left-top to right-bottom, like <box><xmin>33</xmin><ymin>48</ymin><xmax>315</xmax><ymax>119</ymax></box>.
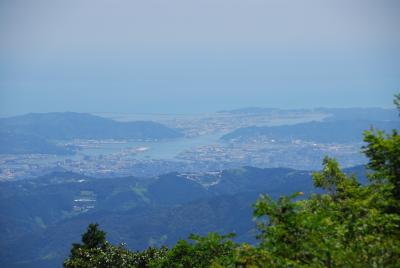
<box><xmin>0</xmin><ymin>109</ymin><xmax>366</xmax><ymax>181</ymax></box>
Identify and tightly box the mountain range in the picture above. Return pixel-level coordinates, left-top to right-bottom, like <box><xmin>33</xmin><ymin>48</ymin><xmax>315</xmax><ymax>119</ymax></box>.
<box><xmin>221</xmin><ymin>119</ymin><xmax>399</xmax><ymax>143</ymax></box>
<box><xmin>0</xmin><ymin>112</ymin><xmax>182</xmax><ymax>154</ymax></box>
<box><xmin>0</xmin><ymin>165</ymin><xmax>366</xmax><ymax>268</ymax></box>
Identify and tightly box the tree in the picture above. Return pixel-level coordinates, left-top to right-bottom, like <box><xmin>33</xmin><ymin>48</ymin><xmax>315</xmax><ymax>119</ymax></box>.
<box><xmin>67</xmin><ymin>223</ymin><xmax>107</xmax><ymax>262</ymax></box>
<box><xmin>80</xmin><ymin>223</ymin><xmax>106</xmax><ymax>249</ymax></box>
<box><xmin>154</xmin><ymin>233</ymin><xmax>236</xmax><ymax>268</ymax></box>
<box><xmin>64</xmin><ymin>224</ymin><xmax>167</xmax><ymax>268</ymax></box>
<box><xmin>394</xmin><ymin>93</ymin><xmax>400</xmax><ymax>114</ymax></box>
<box><xmin>363</xmin><ymin>128</ymin><xmax>400</xmax><ymax>210</ymax></box>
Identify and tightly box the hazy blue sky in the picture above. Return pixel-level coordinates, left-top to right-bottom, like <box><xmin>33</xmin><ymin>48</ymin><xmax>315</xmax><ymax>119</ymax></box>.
<box><xmin>1</xmin><ymin>0</ymin><xmax>399</xmax><ymax>115</ymax></box>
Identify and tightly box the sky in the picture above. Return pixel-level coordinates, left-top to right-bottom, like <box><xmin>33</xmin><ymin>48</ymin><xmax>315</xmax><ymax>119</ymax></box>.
<box><xmin>0</xmin><ymin>0</ymin><xmax>399</xmax><ymax>115</ymax></box>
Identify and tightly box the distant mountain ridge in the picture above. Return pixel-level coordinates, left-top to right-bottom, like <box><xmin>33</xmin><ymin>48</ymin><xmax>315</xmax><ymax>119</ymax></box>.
<box><xmin>315</xmin><ymin>107</ymin><xmax>399</xmax><ymax>121</ymax></box>
<box><xmin>221</xmin><ymin>119</ymin><xmax>400</xmax><ymax>143</ymax></box>
<box><xmin>217</xmin><ymin>107</ymin><xmax>308</xmax><ymax>115</ymax></box>
<box><xmin>0</xmin><ymin>112</ymin><xmax>182</xmax><ymax>140</ymax></box>
<box><xmin>218</xmin><ymin>107</ymin><xmax>398</xmax><ymax>121</ymax></box>
<box><xmin>0</xmin><ymin>112</ymin><xmax>182</xmax><ymax>154</ymax></box>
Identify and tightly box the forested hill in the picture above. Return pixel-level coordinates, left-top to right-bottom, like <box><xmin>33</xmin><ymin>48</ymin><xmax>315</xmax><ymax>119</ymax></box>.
<box><xmin>0</xmin><ymin>112</ymin><xmax>182</xmax><ymax>140</ymax></box>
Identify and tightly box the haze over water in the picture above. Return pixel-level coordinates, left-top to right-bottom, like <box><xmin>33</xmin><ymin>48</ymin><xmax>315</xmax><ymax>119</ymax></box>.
<box><xmin>1</xmin><ymin>0</ymin><xmax>399</xmax><ymax>116</ymax></box>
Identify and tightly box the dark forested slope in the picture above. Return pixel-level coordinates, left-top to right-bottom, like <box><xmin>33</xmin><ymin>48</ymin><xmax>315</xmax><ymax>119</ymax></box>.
<box><xmin>0</xmin><ymin>165</ymin><xmax>365</xmax><ymax>268</ymax></box>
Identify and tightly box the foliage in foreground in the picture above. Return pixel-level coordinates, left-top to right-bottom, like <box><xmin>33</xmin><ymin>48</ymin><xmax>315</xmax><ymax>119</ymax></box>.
<box><xmin>64</xmin><ymin>223</ymin><xmax>168</xmax><ymax>268</ymax></box>
<box><xmin>64</xmin><ymin>96</ymin><xmax>400</xmax><ymax>267</ymax></box>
